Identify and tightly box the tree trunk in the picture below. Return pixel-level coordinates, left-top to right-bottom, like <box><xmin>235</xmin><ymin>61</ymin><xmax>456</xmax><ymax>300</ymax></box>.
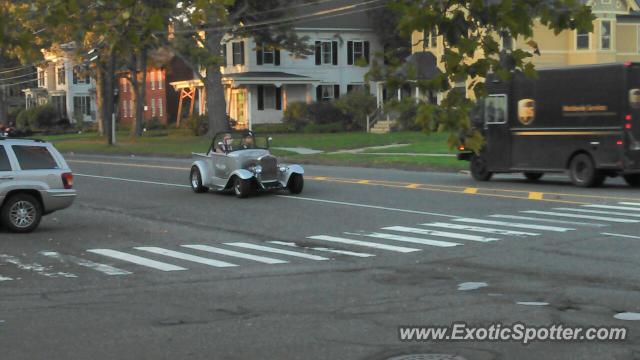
<box><xmin>134</xmin><ymin>48</ymin><xmax>147</xmax><ymax>137</ymax></box>
<box><xmin>95</xmin><ymin>66</ymin><xmax>105</xmax><ymax>135</ymax></box>
<box><xmin>203</xmin><ymin>32</ymin><xmax>228</xmax><ymax>137</ymax></box>
<box><xmin>0</xmin><ymin>85</ymin><xmax>8</xmax><ymax>127</ymax></box>
<box><xmin>102</xmin><ymin>48</ymin><xmax>117</xmax><ymax>145</ymax></box>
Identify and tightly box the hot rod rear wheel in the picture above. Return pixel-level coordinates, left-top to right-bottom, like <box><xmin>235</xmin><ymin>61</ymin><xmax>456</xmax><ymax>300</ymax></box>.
<box><xmin>233</xmin><ymin>177</ymin><xmax>252</xmax><ymax>198</ymax></box>
<box><xmin>190</xmin><ymin>167</ymin><xmax>207</xmax><ymax>193</ymax></box>
<box><xmin>569</xmin><ymin>153</ymin><xmax>605</xmax><ymax>187</ymax></box>
<box><xmin>288</xmin><ymin>174</ymin><xmax>304</xmax><ymax>194</ymax></box>
<box><xmin>624</xmin><ymin>174</ymin><xmax>640</xmax><ymax>187</ymax></box>
<box><xmin>470</xmin><ymin>154</ymin><xmax>493</xmax><ymax>181</ymax></box>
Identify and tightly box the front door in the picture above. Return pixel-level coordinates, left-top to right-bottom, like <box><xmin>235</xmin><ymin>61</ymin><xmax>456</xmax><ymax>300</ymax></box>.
<box><xmin>234</xmin><ymin>91</ymin><xmax>248</xmax><ymax>129</ymax></box>
<box><xmin>483</xmin><ymin>94</ymin><xmax>511</xmax><ymax>171</ymax></box>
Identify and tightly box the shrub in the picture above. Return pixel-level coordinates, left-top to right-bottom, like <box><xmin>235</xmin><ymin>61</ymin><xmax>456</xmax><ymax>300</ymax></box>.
<box><xmin>335</xmin><ymin>91</ymin><xmax>377</xmax><ymax>131</ymax></box>
<box><xmin>306</xmin><ymin>101</ymin><xmax>349</xmax><ymax>125</ymax></box>
<box><xmin>252</xmin><ymin>123</ymin><xmax>295</xmax><ymax>133</ymax></box>
<box><xmin>183</xmin><ymin>114</ymin><xmax>208</xmax><ymax>136</ymax></box>
<box><xmin>282</xmin><ymin>102</ymin><xmax>309</xmax><ymax>131</ymax></box>
<box><xmin>303</xmin><ymin>121</ymin><xmax>344</xmax><ymax>133</ymax></box>
<box><xmin>144</xmin><ymin>117</ymin><xmax>167</xmax><ymax>130</ymax></box>
<box><xmin>16</xmin><ymin>104</ymin><xmax>58</xmax><ymax>131</ymax></box>
<box><xmin>386</xmin><ymin>99</ymin><xmax>421</xmax><ymax>131</ymax></box>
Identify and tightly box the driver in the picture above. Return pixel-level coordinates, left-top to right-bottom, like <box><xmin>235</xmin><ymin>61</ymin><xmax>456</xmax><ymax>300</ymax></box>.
<box><xmin>218</xmin><ymin>133</ymin><xmax>233</xmax><ymax>153</ymax></box>
<box><xmin>240</xmin><ymin>134</ymin><xmax>254</xmax><ymax>149</ymax></box>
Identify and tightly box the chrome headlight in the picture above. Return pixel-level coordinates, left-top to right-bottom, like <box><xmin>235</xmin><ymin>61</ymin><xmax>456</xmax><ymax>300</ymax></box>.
<box><xmin>252</xmin><ymin>165</ymin><xmax>263</xmax><ymax>174</ymax></box>
<box><xmin>279</xmin><ymin>166</ymin><xmax>288</xmax><ymax>172</ymax></box>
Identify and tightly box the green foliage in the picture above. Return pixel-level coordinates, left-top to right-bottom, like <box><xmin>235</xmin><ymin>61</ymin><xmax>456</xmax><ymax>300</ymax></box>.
<box><xmin>335</xmin><ymin>91</ymin><xmax>377</xmax><ymax>131</ymax></box>
<box><xmin>303</xmin><ymin>122</ymin><xmax>345</xmax><ymax>133</ymax></box>
<box><xmin>16</xmin><ymin>104</ymin><xmax>58</xmax><ymax>131</ymax></box>
<box><xmin>385</xmin><ymin>99</ymin><xmax>421</xmax><ymax>131</ymax></box>
<box><xmin>183</xmin><ymin>115</ymin><xmax>209</xmax><ymax>136</ymax></box>
<box><xmin>383</xmin><ymin>0</ymin><xmax>595</xmax><ymax>150</ymax></box>
<box><xmin>284</xmin><ymin>93</ymin><xmax>376</xmax><ymax>132</ymax></box>
<box><xmin>252</xmin><ymin>123</ymin><xmax>296</xmax><ymax>134</ymax></box>
<box><xmin>283</xmin><ymin>102</ymin><xmax>310</xmax><ymax>131</ymax></box>
<box><xmin>144</xmin><ymin>117</ymin><xmax>166</xmax><ymax>131</ymax></box>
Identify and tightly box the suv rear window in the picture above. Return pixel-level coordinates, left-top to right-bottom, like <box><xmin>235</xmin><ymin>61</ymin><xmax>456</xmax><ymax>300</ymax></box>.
<box><xmin>0</xmin><ymin>145</ymin><xmax>11</xmax><ymax>171</ymax></box>
<box><xmin>12</xmin><ymin>145</ymin><xmax>59</xmax><ymax>170</ymax></box>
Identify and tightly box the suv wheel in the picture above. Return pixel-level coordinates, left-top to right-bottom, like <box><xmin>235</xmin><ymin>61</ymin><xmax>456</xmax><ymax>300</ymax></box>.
<box><xmin>1</xmin><ymin>194</ymin><xmax>43</xmax><ymax>233</ymax></box>
<box><xmin>624</xmin><ymin>174</ymin><xmax>640</xmax><ymax>187</ymax></box>
<box><xmin>470</xmin><ymin>154</ymin><xmax>493</xmax><ymax>181</ymax></box>
<box><xmin>569</xmin><ymin>153</ymin><xmax>605</xmax><ymax>187</ymax></box>
<box><xmin>190</xmin><ymin>167</ymin><xmax>207</xmax><ymax>193</ymax></box>
<box><xmin>233</xmin><ymin>177</ymin><xmax>252</xmax><ymax>198</ymax></box>
<box><xmin>288</xmin><ymin>174</ymin><xmax>304</xmax><ymax>194</ymax></box>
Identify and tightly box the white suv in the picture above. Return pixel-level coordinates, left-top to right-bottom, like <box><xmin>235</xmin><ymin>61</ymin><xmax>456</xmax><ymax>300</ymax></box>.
<box><xmin>0</xmin><ymin>138</ymin><xmax>76</xmax><ymax>233</ymax></box>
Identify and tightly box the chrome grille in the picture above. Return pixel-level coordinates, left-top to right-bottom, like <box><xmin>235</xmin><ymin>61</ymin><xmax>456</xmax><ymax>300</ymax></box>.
<box><xmin>260</xmin><ymin>156</ymin><xmax>278</xmax><ymax>181</ymax></box>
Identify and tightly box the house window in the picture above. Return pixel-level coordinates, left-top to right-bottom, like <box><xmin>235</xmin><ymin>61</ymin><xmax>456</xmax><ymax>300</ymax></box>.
<box><xmin>157</xmin><ymin>70</ymin><xmax>163</xmax><ymax>90</ymax></box>
<box><xmin>600</xmin><ymin>20</ymin><xmax>611</xmax><ymax>50</ymax></box>
<box><xmin>322</xmin><ymin>42</ymin><xmax>332</xmax><ymax>64</ymax></box>
<box><xmin>121</xmin><ymin>78</ymin><xmax>127</xmax><ymax>93</ymax></box>
<box><xmin>150</xmin><ymin>71</ymin><xmax>155</xmax><ymax>90</ymax></box>
<box><xmin>232</xmin><ymin>41</ymin><xmax>245</xmax><ymax>66</ymax></box>
<box><xmin>151</xmin><ymin>98</ymin><xmax>156</xmax><ymax>117</ymax></box>
<box><xmin>576</xmin><ymin>29</ymin><xmax>589</xmax><ymax>49</ymax></box>
<box><xmin>158</xmin><ymin>98</ymin><xmax>163</xmax><ymax>117</ymax></box>
<box><xmin>57</xmin><ymin>65</ymin><xmax>65</xmax><ymax>85</ymax></box>
<box><xmin>501</xmin><ymin>33</ymin><xmax>513</xmax><ymax>51</ymax></box>
<box><xmin>38</xmin><ymin>70</ymin><xmax>45</xmax><ymax>87</ymax></box>
<box><xmin>256</xmin><ymin>44</ymin><xmax>280</xmax><ymax>66</ymax></box>
<box><xmin>315</xmin><ymin>41</ymin><xmax>337</xmax><ymax>65</ymax></box>
<box><xmin>348</xmin><ymin>41</ymin><xmax>370</xmax><ymax>65</ymax></box>
<box><xmin>73</xmin><ymin>96</ymin><xmax>91</xmax><ymax>116</ymax></box>
<box><xmin>263</xmin><ymin>47</ymin><xmax>275</xmax><ymax>64</ymax></box>
<box><xmin>129</xmin><ymin>100</ymin><xmax>134</xmax><ymax>117</ymax></box>
<box><xmin>347</xmin><ymin>84</ymin><xmax>366</xmax><ymax>93</ymax></box>
<box><xmin>257</xmin><ymin>85</ymin><xmax>282</xmax><ymax>110</ymax></box>
<box><xmin>316</xmin><ymin>85</ymin><xmax>340</xmax><ymax>102</ymax></box>
<box><xmin>73</xmin><ymin>67</ymin><xmax>90</xmax><ymax>84</ymax></box>
<box><xmin>424</xmin><ymin>29</ymin><xmax>437</xmax><ymax>48</ymax></box>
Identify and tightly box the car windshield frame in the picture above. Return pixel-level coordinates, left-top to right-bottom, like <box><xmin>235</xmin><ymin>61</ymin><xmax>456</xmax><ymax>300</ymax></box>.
<box><xmin>209</xmin><ymin>131</ymin><xmax>268</xmax><ymax>155</ymax></box>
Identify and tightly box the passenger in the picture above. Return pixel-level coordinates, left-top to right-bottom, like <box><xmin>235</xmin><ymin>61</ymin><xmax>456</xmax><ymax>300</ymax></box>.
<box><xmin>241</xmin><ymin>134</ymin><xmax>254</xmax><ymax>149</ymax></box>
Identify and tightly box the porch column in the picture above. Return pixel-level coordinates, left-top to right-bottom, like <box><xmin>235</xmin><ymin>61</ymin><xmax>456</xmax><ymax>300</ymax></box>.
<box><xmin>415</xmin><ymin>86</ymin><xmax>420</xmax><ymax>104</ymax></box>
<box><xmin>376</xmin><ymin>82</ymin><xmax>383</xmax><ymax>109</ymax></box>
<box><xmin>247</xmin><ymin>86</ymin><xmax>253</xmax><ymax>131</ymax></box>
<box><xmin>397</xmin><ymin>88</ymin><xmax>402</xmax><ymax>101</ymax></box>
<box><xmin>306</xmin><ymin>84</ymin><xmax>313</xmax><ymax>104</ymax></box>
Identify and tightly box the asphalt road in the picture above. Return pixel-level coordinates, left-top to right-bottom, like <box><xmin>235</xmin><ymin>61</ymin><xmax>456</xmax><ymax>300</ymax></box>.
<box><xmin>2</xmin><ymin>153</ymin><xmax>640</xmax><ymax>360</ymax></box>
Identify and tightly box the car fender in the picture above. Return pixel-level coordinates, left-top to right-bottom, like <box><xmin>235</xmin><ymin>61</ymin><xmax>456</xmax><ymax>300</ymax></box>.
<box><xmin>191</xmin><ymin>160</ymin><xmax>212</xmax><ymax>187</ymax></box>
<box><xmin>282</xmin><ymin>164</ymin><xmax>304</xmax><ymax>185</ymax></box>
<box><xmin>224</xmin><ymin>169</ymin><xmax>255</xmax><ymax>188</ymax></box>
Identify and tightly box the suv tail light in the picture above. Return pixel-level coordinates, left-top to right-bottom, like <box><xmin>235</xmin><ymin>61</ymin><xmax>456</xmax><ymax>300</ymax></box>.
<box><xmin>61</xmin><ymin>172</ymin><xmax>74</xmax><ymax>189</ymax></box>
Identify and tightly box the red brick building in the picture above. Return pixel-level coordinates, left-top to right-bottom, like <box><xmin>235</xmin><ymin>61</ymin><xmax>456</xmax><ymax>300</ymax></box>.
<box><xmin>117</xmin><ymin>67</ymin><xmax>169</xmax><ymax>125</ymax></box>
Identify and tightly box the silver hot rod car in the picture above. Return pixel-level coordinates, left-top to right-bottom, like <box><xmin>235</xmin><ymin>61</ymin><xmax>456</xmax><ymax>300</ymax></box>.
<box><xmin>189</xmin><ymin>131</ymin><xmax>304</xmax><ymax>198</ymax></box>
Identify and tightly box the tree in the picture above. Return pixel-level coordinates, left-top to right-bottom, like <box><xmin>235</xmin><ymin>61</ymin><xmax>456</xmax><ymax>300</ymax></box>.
<box><xmin>385</xmin><ymin>0</ymin><xmax>595</xmax><ymax>150</ymax></box>
<box><xmin>168</xmin><ymin>0</ymin><xmax>311</xmax><ymax>136</ymax></box>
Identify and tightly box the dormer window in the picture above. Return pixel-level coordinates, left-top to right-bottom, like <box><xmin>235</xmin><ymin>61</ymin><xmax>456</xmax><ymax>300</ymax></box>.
<box><xmin>315</xmin><ymin>41</ymin><xmax>338</xmax><ymax>66</ymax></box>
<box><xmin>256</xmin><ymin>44</ymin><xmax>280</xmax><ymax>66</ymax></box>
<box><xmin>232</xmin><ymin>41</ymin><xmax>245</xmax><ymax>66</ymax></box>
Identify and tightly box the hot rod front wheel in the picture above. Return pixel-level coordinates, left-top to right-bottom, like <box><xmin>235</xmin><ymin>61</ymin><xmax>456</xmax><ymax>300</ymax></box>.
<box><xmin>287</xmin><ymin>174</ymin><xmax>304</xmax><ymax>194</ymax></box>
<box><xmin>190</xmin><ymin>167</ymin><xmax>207</xmax><ymax>193</ymax></box>
<box><xmin>233</xmin><ymin>177</ymin><xmax>253</xmax><ymax>198</ymax></box>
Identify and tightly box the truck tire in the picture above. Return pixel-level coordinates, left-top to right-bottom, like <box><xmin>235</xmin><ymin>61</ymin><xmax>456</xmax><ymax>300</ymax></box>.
<box><xmin>190</xmin><ymin>167</ymin><xmax>207</xmax><ymax>193</ymax></box>
<box><xmin>569</xmin><ymin>154</ymin><xmax>605</xmax><ymax>187</ymax></box>
<box><xmin>524</xmin><ymin>172</ymin><xmax>544</xmax><ymax>181</ymax></box>
<box><xmin>470</xmin><ymin>154</ymin><xmax>493</xmax><ymax>181</ymax></box>
<box><xmin>624</xmin><ymin>174</ymin><xmax>640</xmax><ymax>187</ymax></box>
<box><xmin>1</xmin><ymin>193</ymin><xmax>43</xmax><ymax>233</ymax></box>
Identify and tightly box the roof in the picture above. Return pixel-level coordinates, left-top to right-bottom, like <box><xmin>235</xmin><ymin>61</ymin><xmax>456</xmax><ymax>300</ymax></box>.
<box><xmin>224</xmin><ymin>71</ymin><xmax>308</xmax><ymax>79</ymax></box>
<box><xmin>395</xmin><ymin>52</ymin><xmax>442</xmax><ymax>81</ymax></box>
<box><xmin>291</xmin><ymin>0</ymin><xmax>375</xmax><ymax>30</ymax></box>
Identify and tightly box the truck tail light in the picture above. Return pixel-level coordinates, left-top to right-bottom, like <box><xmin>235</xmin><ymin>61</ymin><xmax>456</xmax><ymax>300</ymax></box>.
<box><xmin>458</xmin><ymin>145</ymin><xmax>466</xmax><ymax>151</ymax></box>
<box><xmin>61</xmin><ymin>172</ymin><xmax>74</xmax><ymax>189</ymax></box>
<box><xmin>626</xmin><ymin>124</ymin><xmax>633</xmax><ymax>130</ymax></box>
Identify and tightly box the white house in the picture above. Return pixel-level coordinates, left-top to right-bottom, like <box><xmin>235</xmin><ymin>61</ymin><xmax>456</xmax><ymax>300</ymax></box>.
<box><xmin>171</xmin><ymin>0</ymin><xmax>382</xmax><ymax>129</ymax></box>
<box><xmin>23</xmin><ymin>43</ymin><xmax>97</xmax><ymax>123</ymax></box>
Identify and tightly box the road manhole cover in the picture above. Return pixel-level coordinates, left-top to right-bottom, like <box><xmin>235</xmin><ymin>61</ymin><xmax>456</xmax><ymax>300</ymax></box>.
<box><xmin>387</xmin><ymin>355</ymin><xmax>466</xmax><ymax>360</ymax></box>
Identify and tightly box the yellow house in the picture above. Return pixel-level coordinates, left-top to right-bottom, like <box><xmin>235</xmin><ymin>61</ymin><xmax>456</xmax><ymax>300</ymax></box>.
<box><xmin>408</xmin><ymin>0</ymin><xmax>640</xmax><ymax>96</ymax></box>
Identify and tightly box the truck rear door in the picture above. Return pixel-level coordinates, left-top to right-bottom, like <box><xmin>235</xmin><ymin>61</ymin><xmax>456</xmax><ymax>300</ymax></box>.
<box><xmin>483</xmin><ymin>94</ymin><xmax>511</xmax><ymax>170</ymax></box>
<box><xmin>627</xmin><ymin>64</ymin><xmax>640</xmax><ymax>170</ymax></box>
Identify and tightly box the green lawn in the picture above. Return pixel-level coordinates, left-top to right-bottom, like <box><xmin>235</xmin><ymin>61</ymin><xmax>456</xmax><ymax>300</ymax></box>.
<box><xmin>41</xmin><ymin>129</ymin><xmax>465</xmax><ymax>171</ymax></box>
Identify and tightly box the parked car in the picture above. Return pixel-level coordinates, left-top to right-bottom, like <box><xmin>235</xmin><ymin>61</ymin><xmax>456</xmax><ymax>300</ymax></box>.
<box><xmin>190</xmin><ymin>131</ymin><xmax>304</xmax><ymax>198</ymax></box>
<box><xmin>0</xmin><ymin>137</ymin><xmax>76</xmax><ymax>233</ymax></box>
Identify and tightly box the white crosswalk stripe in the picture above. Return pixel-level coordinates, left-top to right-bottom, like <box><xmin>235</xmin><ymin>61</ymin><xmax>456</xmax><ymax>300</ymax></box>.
<box><xmin>453</xmin><ymin>218</ymin><xmax>574</xmax><ymax>232</ymax></box>
<box><xmin>226</xmin><ymin>242</ymin><xmax>330</xmax><ymax>260</ymax></box>
<box><xmin>421</xmin><ymin>222</ymin><xmax>539</xmax><ymax>236</ymax></box>
<box><xmin>602</xmin><ymin>232</ymin><xmax>640</xmax><ymax>240</ymax></box>
<box><xmin>382</xmin><ymin>226</ymin><xmax>499</xmax><ymax>242</ymax></box>
<box><xmin>41</xmin><ymin>251</ymin><xmax>131</xmax><ymax>276</ymax></box>
<box><xmin>181</xmin><ymin>245</ymin><xmax>288</xmax><ymax>264</ymax></box>
<box><xmin>87</xmin><ymin>249</ymin><xmax>187</xmax><ymax>271</ymax></box>
<box><xmin>619</xmin><ymin>202</ymin><xmax>640</xmax><ymax>207</ymax></box>
<box><xmin>553</xmin><ymin>207</ymin><xmax>640</xmax><ymax>218</ymax></box>
<box><xmin>349</xmin><ymin>232</ymin><xmax>461</xmax><ymax>247</ymax></box>
<box><xmin>0</xmin><ymin>254</ymin><xmax>77</xmax><ymax>278</ymax></box>
<box><xmin>268</xmin><ymin>241</ymin><xmax>375</xmax><ymax>258</ymax></box>
<box><xmin>489</xmin><ymin>214</ymin><xmax>605</xmax><ymax>227</ymax></box>
<box><xmin>522</xmin><ymin>210</ymin><xmax>639</xmax><ymax>223</ymax></box>
<box><xmin>0</xmin><ymin>275</ymin><xmax>13</xmax><ymax>281</ymax></box>
<box><xmin>135</xmin><ymin>247</ymin><xmax>237</xmax><ymax>268</ymax></box>
<box><xmin>307</xmin><ymin>235</ymin><xmax>421</xmax><ymax>253</ymax></box>
<box><xmin>584</xmin><ymin>204</ymin><xmax>640</xmax><ymax>212</ymax></box>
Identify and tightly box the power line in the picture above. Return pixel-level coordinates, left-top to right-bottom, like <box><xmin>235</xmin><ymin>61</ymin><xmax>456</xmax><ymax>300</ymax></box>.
<box><xmin>167</xmin><ymin>0</ymin><xmax>385</xmax><ymax>35</ymax></box>
<box><xmin>0</xmin><ymin>78</ymin><xmax>39</xmax><ymax>87</ymax></box>
<box><xmin>0</xmin><ymin>72</ymin><xmax>38</xmax><ymax>83</ymax></box>
<box><xmin>0</xmin><ymin>64</ymin><xmax>36</xmax><ymax>75</ymax></box>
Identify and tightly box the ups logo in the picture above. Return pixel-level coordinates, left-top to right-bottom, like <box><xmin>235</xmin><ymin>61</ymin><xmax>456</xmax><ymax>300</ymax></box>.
<box><xmin>518</xmin><ymin>99</ymin><xmax>536</xmax><ymax>125</ymax></box>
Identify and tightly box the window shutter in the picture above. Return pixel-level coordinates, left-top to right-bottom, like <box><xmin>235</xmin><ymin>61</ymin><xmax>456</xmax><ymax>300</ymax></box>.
<box><xmin>240</xmin><ymin>41</ymin><xmax>245</xmax><ymax>65</ymax></box>
<box><xmin>347</xmin><ymin>41</ymin><xmax>353</xmax><ymax>65</ymax></box>
<box><xmin>364</xmin><ymin>41</ymin><xmax>370</xmax><ymax>64</ymax></box>
<box><xmin>315</xmin><ymin>41</ymin><xmax>321</xmax><ymax>65</ymax></box>
<box><xmin>257</xmin><ymin>85</ymin><xmax>264</xmax><ymax>110</ymax></box>
<box><xmin>275</xmin><ymin>49</ymin><xmax>281</xmax><ymax>66</ymax></box>
<box><xmin>256</xmin><ymin>46</ymin><xmax>263</xmax><ymax>65</ymax></box>
<box><xmin>334</xmin><ymin>85</ymin><xmax>340</xmax><ymax>99</ymax></box>
<box><xmin>275</xmin><ymin>87</ymin><xmax>282</xmax><ymax>110</ymax></box>
<box><xmin>222</xmin><ymin>44</ymin><xmax>227</xmax><ymax>67</ymax></box>
<box><xmin>332</xmin><ymin>41</ymin><xmax>338</xmax><ymax>65</ymax></box>
<box><xmin>316</xmin><ymin>86</ymin><xmax>322</xmax><ymax>102</ymax></box>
